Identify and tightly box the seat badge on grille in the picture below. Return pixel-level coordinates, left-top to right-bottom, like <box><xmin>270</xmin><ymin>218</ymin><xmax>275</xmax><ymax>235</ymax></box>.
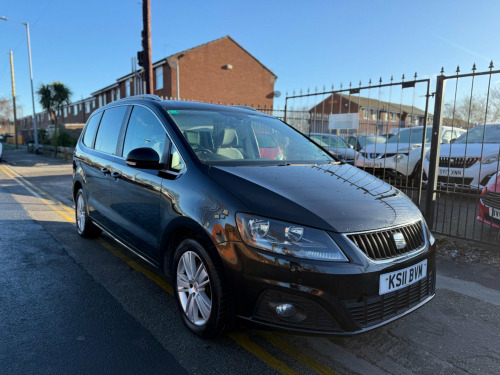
<box><xmin>393</xmin><ymin>232</ymin><xmax>406</xmax><ymax>249</ymax></box>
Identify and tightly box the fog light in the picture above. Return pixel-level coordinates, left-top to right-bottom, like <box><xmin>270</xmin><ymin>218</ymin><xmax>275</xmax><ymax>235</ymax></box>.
<box><xmin>275</xmin><ymin>303</ymin><xmax>297</xmax><ymax>318</ymax></box>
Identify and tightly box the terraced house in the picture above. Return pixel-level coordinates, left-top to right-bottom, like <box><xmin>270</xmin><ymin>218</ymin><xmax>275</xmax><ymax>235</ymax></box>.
<box><xmin>16</xmin><ymin>36</ymin><xmax>277</xmax><ymax>142</ymax></box>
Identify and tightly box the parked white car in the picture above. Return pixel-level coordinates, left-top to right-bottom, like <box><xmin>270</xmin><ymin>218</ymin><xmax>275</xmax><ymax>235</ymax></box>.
<box><xmin>355</xmin><ymin>126</ymin><xmax>464</xmax><ymax>180</ymax></box>
<box><xmin>423</xmin><ymin>124</ymin><xmax>500</xmax><ymax>189</ymax></box>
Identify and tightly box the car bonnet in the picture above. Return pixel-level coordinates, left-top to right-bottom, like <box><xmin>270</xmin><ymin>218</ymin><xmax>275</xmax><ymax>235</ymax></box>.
<box><xmin>209</xmin><ymin>163</ymin><xmax>422</xmax><ymax>233</ymax></box>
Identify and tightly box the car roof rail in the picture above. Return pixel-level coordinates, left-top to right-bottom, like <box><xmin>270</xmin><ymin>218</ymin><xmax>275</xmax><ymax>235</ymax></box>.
<box><xmin>116</xmin><ymin>94</ymin><xmax>162</xmax><ymax>102</ymax></box>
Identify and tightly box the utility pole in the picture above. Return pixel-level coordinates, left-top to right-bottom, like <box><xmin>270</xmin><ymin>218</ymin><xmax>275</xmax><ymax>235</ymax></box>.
<box><xmin>142</xmin><ymin>0</ymin><xmax>153</xmax><ymax>94</ymax></box>
<box><xmin>9</xmin><ymin>51</ymin><xmax>18</xmax><ymax>149</ymax></box>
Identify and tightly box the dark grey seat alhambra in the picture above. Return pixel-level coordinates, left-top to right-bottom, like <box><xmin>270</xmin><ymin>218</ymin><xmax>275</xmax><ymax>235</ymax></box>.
<box><xmin>73</xmin><ymin>95</ymin><xmax>436</xmax><ymax>337</ymax></box>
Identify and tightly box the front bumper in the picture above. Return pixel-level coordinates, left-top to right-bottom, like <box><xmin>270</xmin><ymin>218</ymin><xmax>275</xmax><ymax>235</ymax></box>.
<box><xmin>423</xmin><ymin>161</ymin><xmax>496</xmax><ymax>189</ymax></box>
<box><xmin>219</xmin><ymin>238</ymin><xmax>436</xmax><ymax>335</ymax></box>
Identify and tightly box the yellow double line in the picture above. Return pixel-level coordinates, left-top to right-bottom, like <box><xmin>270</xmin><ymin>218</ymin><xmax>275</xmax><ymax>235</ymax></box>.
<box><xmin>0</xmin><ymin>163</ymin><xmax>337</xmax><ymax>375</ymax></box>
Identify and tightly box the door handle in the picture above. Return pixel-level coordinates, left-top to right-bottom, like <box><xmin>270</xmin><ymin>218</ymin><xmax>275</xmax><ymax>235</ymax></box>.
<box><xmin>100</xmin><ymin>168</ymin><xmax>110</xmax><ymax>174</ymax></box>
<box><xmin>110</xmin><ymin>171</ymin><xmax>121</xmax><ymax>179</ymax></box>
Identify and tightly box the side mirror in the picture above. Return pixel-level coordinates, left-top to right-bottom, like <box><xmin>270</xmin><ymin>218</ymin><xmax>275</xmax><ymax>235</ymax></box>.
<box><xmin>441</xmin><ymin>139</ymin><xmax>450</xmax><ymax>144</ymax></box>
<box><xmin>126</xmin><ymin>147</ymin><xmax>160</xmax><ymax>169</ymax></box>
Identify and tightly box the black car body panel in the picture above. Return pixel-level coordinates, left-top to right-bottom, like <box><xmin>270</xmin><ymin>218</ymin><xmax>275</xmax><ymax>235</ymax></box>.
<box><xmin>72</xmin><ymin>97</ymin><xmax>436</xmax><ymax>335</ymax></box>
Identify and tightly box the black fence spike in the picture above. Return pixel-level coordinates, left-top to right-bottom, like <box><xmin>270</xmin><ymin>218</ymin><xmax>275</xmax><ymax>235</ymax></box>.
<box><xmin>456</xmin><ymin>66</ymin><xmax>460</xmax><ymax>74</ymax></box>
<box><xmin>414</xmin><ymin>72</ymin><xmax>417</xmax><ymax>80</ymax></box>
<box><xmin>349</xmin><ymin>81</ymin><xmax>352</xmax><ymax>88</ymax></box>
<box><xmin>440</xmin><ymin>67</ymin><xmax>444</xmax><ymax>75</ymax></box>
<box><xmin>472</xmin><ymin>63</ymin><xmax>477</xmax><ymax>72</ymax></box>
<box><xmin>402</xmin><ymin>73</ymin><xmax>405</xmax><ymax>81</ymax></box>
<box><xmin>359</xmin><ymin>80</ymin><xmax>362</xmax><ymax>87</ymax></box>
<box><xmin>489</xmin><ymin>60</ymin><xmax>494</xmax><ymax>70</ymax></box>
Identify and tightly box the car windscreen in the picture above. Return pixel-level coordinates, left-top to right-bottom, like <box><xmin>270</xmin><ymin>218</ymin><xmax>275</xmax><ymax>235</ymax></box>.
<box><xmin>453</xmin><ymin>125</ymin><xmax>500</xmax><ymax>143</ymax></box>
<box><xmin>310</xmin><ymin>134</ymin><xmax>348</xmax><ymax>148</ymax></box>
<box><xmin>386</xmin><ymin>128</ymin><xmax>430</xmax><ymax>144</ymax></box>
<box><xmin>359</xmin><ymin>135</ymin><xmax>387</xmax><ymax>147</ymax></box>
<box><xmin>164</xmin><ymin>109</ymin><xmax>334</xmax><ymax>165</ymax></box>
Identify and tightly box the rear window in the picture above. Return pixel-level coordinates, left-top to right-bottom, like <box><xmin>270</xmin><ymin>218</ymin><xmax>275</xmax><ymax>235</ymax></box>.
<box><xmin>82</xmin><ymin>112</ymin><xmax>103</xmax><ymax>148</ymax></box>
<box><xmin>94</xmin><ymin>106</ymin><xmax>129</xmax><ymax>155</ymax></box>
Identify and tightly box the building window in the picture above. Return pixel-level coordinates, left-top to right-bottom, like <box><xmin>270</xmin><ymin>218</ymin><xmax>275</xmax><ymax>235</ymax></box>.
<box><xmin>126</xmin><ymin>80</ymin><xmax>130</xmax><ymax>97</ymax></box>
<box><xmin>78</xmin><ymin>103</ymin><xmax>81</xmax><ymax>111</ymax></box>
<box><xmin>103</xmin><ymin>94</ymin><xmax>107</xmax><ymax>105</ymax></box>
<box><xmin>156</xmin><ymin>67</ymin><xmax>163</xmax><ymax>90</ymax></box>
<box><xmin>93</xmin><ymin>99</ymin><xmax>96</xmax><ymax>108</ymax></box>
<box><xmin>363</xmin><ymin>108</ymin><xmax>369</xmax><ymax>119</ymax></box>
<box><xmin>111</xmin><ymin>90</ymin><xmax>115</xmax><ymax>102</ymax></box>
<box><xmin>74</xmin><ymin>105</ymin><xmax>77</xmax><ymax>116</ymax></box>
<box><xmin>370</xmin><ymin>109</ymin><xmax>378</xmax><ymax>120</ymax></box>
<box><xmin>63</xmin><ymin>107</ymin><xmax>67</xmax><ymax>118</ymax></box>
<box><xmin>116</xmin><ymin>88</ymin><xmax>121</xmax><ymax>100</ymax></box>
<box><xmin>390</xmin><ymin>112</ymin><xmax>397</xmax><ymax>121</ymax></box>
<box><xmin>98</xmin><ymin>95</ymin><xmax>102</xmax><ymax>107</ymax></box>
<box><xmin>85</xmin><ymin>102</ymin><xmax>90</xmax><ymax>113</ymax></box>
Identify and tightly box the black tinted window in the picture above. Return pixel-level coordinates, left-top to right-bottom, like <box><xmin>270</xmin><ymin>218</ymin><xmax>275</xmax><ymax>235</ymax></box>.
<box><xmin>94</xmin><ymin>106</ymin><xmax>128</xmax><ymax>155</ymax></box>
<box><xmin>123</xmin><ymin>106</ymin><xmax>166</xmax><ymax>160</ymax></box>
<box><xmin>82</xmin><ymin>112</ymin><xmax>103</xmax><ymax>148</ymax></box>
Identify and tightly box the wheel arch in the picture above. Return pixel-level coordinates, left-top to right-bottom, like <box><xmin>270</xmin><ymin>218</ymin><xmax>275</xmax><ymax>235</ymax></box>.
<box><xmin>160</xmin><ymin>217</ymin><xmax>220</xmax><ymax>279</ymax></box>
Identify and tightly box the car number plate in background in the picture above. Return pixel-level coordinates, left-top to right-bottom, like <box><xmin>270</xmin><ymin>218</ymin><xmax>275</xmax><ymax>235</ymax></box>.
<box><xmin>379</xmin><ymin>259</ymin><xmax>427</xmax><ymax>295</ymax></box>
<box><xmin>491</xmin><ymin>207</ymin><xmax>500</xmax><ymax>219</ymax></box>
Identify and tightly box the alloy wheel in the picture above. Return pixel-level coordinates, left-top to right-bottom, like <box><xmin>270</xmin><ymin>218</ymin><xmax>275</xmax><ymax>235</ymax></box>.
<box><xmin>176</xmin><ymin>251</ymin><xmax>212</xmax><ymax>326</ymax></box>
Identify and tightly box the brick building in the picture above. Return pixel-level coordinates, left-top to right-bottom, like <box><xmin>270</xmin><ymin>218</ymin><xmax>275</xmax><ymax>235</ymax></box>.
<box><xmin>16</xmin><ymin>35</ymin><xmax>277</xmax><ymax>142</ymax></box>
<box><xmin>308</xmin><ymin>93</ymin><xmax>433</xmax><ymax>135</ymax></box>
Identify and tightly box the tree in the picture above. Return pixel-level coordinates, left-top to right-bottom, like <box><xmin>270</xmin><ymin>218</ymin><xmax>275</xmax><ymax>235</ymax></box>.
<box><xmin>0</xmin><ymin>97</ymin><xmax>13</xmax><ymax>122</ymax></box>
<box><xmin>37</xmin><ymin>82</ymin><xmax>72</xmax><ymax>150</ymax></box>
<box><xmin>443</xmin><ymin>87</ymin><xmax>500</xmax><ymax>128</ymax></box>
<box><xmin>36</xmin><ymin>81</ymin><xmax>73</xmax><ymax>125</ymax></box>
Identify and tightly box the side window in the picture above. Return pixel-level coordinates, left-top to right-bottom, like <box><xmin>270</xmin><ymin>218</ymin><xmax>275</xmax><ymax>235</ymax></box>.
<box><xmin>82</xmin><ymin>112</ymin><xmax>103</xmax><ymax>148</ymax></box>
<box><xmin>123</xmin><ymin>106</ymin><xmax>166</xmax><ymax>160</ymax></box>
<box><xmin>94</xmin><ymin>106</ymin><xmax>128</xmax><ymax>155</ymax></box>
<box><xmin>170</xmin><ymin>145</ymin><xmax>184</xmax><ymax>172</ymax></box>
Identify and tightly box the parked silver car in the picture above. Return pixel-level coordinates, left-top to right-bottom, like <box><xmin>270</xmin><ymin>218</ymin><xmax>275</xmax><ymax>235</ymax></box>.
<box><xmin>309</xmin><ymin>133</ymin><xmax>358</xmax><ymax>164</ymax></box>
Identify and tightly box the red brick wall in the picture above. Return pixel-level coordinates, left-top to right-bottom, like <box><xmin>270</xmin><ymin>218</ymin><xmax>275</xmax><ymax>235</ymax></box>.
<box><xmin>155</xmin><ymin>37</ymin><xmax>276</xmax><ymax>108</ymax></box>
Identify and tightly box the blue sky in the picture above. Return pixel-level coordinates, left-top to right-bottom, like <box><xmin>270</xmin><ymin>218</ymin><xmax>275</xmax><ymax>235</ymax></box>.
<box><xmin>1</xmin><ymin>0</ymin><xmax>499</xmax><ymax>116</ymax></box>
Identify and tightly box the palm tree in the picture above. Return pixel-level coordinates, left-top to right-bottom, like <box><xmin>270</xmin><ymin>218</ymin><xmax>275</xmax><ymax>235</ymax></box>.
<box><xmin>36</xmin><ymin>81</ymin><xmax>72</xmax><ymax>126</ymax></box>
<box><xmin>36</xmin><ymin>82</ymin><xmax>72</xmax><ymax>153</ymax></box>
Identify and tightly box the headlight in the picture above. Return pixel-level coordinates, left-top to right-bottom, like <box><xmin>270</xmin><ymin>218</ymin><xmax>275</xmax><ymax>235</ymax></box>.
<box><xmin>235</xmin><ymin>213</ymin><xmax>348</xmax><ymax>261</ymax></box>
<box><xmin>481</xmin><ymin>155</ymin><xmax>499</xmax><ymax>164</ymax></box>
<box><xmin>393</xmin><ymin>154</ymin><xmax>406</xmax><ymax>161</ymax></box>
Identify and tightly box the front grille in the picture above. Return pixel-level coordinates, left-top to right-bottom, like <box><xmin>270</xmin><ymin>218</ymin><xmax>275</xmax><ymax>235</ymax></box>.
<box><xmin>361</xmin><ymin>153</ymin><xmax>397</xmax><ymax>159</ymax></box>
<box><xmin>254</xmin><ymin>289</ymin><xmax>340</xmax><ymax>332</ymax></box>
<box><xmin>437</xmin><ymin>176</ymin><xmax>474</xmax><ymax>185</ymax></box>
<box><xmin>482</xmin><ymin>192</ymin><xmax>500</xmax><ymax>209</ymax></box>
<box><xmin>347</xmin><ymin>221</ymin><xmax>425</xmax><ymax>261</ymax></box>
<box><xmin>439</xmin><ymin>157</ymin><xmax>479</xmax><ymax>168</ymax></box>
<box><xmin>344</xmin><ymin>271</ymin><xmax>434</xmax><ymax>328</ymax></box>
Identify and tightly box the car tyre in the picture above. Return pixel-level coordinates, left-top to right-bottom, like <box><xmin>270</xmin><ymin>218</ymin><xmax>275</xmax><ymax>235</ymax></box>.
<box><xmin>75</xmin><ymin>188</ymin><xmax>101</xmax><ymax>238</ymax></box>
<box><xmin>173</xmin><ymin>239</ymin><xmax>228</xmax><ymax>338</ymax></box>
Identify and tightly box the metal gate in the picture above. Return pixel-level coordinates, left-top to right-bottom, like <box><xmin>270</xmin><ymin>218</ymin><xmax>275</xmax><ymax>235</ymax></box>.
<box><xmin>425</xmin><ymin>64</ymin><xmax>500</xmax><ymax>244</ymax></box>
<box><xmin>280</xmin><ymin>65</ymin><xmax>500</xmax><ymax>245</ymax></box>
<box><xmin>283</xmin><ymin>76</ymin><xmax>432</xmax><ymax>209</ymax></box>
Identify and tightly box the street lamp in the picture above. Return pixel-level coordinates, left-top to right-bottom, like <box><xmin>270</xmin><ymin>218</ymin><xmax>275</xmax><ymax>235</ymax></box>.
<box><xmin>1</xmin><ymin>16</ymin><xmax>39</xmax><ymax>152</ymax></box>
